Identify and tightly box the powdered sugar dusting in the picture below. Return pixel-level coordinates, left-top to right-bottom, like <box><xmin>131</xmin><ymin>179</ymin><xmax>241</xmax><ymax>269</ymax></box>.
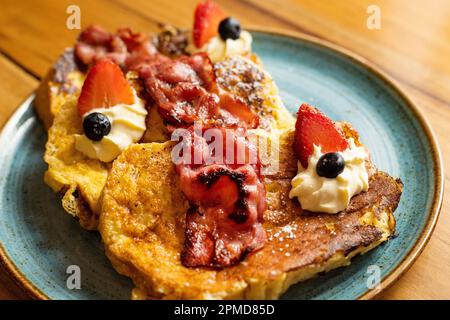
<box><xmin>268</xmin><ymin>223</ymin><xmax>298</xmax><ymax>241</ymax></box>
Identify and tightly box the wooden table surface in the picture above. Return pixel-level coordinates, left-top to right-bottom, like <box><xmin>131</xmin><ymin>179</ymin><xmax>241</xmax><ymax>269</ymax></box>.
<box><xmin>0</xmin><ymin>0</ymin><xmax>448</xmax><ymax>300</ymax></box>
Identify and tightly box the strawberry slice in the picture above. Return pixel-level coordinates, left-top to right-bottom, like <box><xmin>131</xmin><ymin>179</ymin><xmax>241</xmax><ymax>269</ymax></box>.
<box><xmin>193</xmin><ymin>0</ymin><xmax>225</xmax><ymax>48</ymax></box>
<box><xmin>294</xmin><ymin>104</ymin><xmax>349</xmax><ymax>168</ymax></box>
<box><xmin>77</xmin><ymin>59</ymin><xmax>134</xmax><ymax>116</ymax></box>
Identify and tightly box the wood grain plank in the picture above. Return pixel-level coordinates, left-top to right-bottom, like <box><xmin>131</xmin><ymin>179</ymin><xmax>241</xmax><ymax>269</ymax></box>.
<box><xmin>243</xmin><ymin>0</ymin><xmax>450</xmax><ymax>106</ymax></box>
<box><xmin>0</xmin><ymin>54</ymin><xmax>37</xmax><ymax>129</ymax></box>
<box><xmin>0</xmin><ymin>0</ymin><xmax>161</xmax><ymax>78</ymax></box>
<box><xmin>0</xmin><ymin>0</ymin><xmax>293</xmax><ymax>78</ymax></box>
<box><xmin>112</xmin><ymin>0</ymin><xmax>291</xmax><ymax>29</ymax></box>
<box><xmin>0</xmin><ymin>263</ymin><xmax>29</xmax><ymax>299</ymax></box>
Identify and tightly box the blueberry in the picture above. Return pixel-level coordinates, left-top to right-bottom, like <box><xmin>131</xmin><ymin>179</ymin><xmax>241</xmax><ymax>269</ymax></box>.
<box><xmin>218</xmin><ymin>17</ymin><xmax>241</xmax><ymax>41</ymax></box>
<box><xmin>83</xmin><ymin>112</ymin><xmax>111</xmax><ymax>141</ymax></box>
<box><xmin>316</xmin><ymin>152</ymin><xmax>345</xmax><ymax>178</ymax></box>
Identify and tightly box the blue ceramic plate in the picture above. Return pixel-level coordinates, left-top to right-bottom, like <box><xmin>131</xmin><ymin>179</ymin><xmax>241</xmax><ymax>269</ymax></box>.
<box><xmin>0</xmin><ymin>30</ymin><xmax>443</xmax><ymax>300</ymax></box>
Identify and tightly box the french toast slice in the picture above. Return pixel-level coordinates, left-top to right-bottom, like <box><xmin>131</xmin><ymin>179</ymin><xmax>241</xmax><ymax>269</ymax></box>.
<box><xmin>215</xmin><ymin>55</ymin><xmax>294</xmax><ymax>132</ymax></box>
<box><xmin>99</xmin><ymin>129</ymin><xmax>402</xmax><ymax>299</ymax></box>
<box><xmin>44</xmin><ymin>97</ymin><xmax>108</xmax><ymax>230</ymax></box>
<box><xmin>43</xmin><ymin>72</ymin><xmax>145</xmax><ymax>230</ymax></box>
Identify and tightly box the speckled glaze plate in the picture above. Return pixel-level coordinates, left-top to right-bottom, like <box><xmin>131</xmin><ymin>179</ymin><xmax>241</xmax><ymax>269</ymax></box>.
<box><xmin>0</xmin><ymin>30</ymin><xmax>443</xmax><ymax>300</ymax></box>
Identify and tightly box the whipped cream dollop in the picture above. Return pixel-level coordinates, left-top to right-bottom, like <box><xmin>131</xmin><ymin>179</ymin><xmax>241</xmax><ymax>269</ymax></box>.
<box><xmin>75</xmin><ymin>92</ymin><xmax>147</xmax><ymax>162</ymax></box>
<box><xmin>289</xmin><ymin>139</ymin><xmax>369</xmax><ymax>214</ymax></box>
<box><xmin>187</xmin><ymin>30</ymin><xmax>252</xmax><ymax>63</ymax></box>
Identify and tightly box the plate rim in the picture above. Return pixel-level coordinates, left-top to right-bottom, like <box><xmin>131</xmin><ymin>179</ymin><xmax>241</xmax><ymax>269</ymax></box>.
<box><xmin>0</xmin><ymin>95</ymin><xmax>49</xmax><ymax>300</ymax></box>
<box><xmin>249</xmin><ymin>27</ymin><xmax>444</xmax><ymax>299</ymax></box>
<box><xmin>0</xmin><ymin>28</ymin><xmax>443</xmax><ymax>300</ymax></box>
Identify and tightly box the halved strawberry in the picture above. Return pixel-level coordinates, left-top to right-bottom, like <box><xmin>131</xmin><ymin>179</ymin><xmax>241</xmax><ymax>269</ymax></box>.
<box><xmin>193</xmin><ymin>0</ymin><xmax>225</xmax><ymax>48</ymax></box>
<box><xmin>77</xmin><ymin>59</ymin><xmax>134</xmax><ymax>116</ymax></box>
<box><xmin>294</xmin><ymin>103</ymin><xmax>348</xmax><ymax>168</ymax></box>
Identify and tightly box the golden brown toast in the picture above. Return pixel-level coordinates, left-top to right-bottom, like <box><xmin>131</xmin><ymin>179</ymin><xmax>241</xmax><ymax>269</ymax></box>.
<box><xmin>99</xmin><ymin>129</ymin><xmax>402</xmax><ymax>299</ymax></box>
<box><xmin>44</xmin><ymin>97</ymin><xmax>108</xmax><ymax>230</ymax></box>
<box><xmin>43</xmin><ymin>72</ymin><xmax>149</xmax><ymax>229</ymax></box>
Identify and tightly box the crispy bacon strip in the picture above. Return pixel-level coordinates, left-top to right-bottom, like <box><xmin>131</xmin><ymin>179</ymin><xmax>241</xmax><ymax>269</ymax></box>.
<box><xmin>138</xmin><ymin>53</ymin><xmax>259</xmax><ymax>129</ymax></box>
<box><xmin>175</xmin><ymin>127</ymin><xmax>266</xmax><ymax>268</ymax></box>
<box><xmin>74</xmin><ymin>25</ymin><xmax>158</xmax><ymax>70</ymax></box>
